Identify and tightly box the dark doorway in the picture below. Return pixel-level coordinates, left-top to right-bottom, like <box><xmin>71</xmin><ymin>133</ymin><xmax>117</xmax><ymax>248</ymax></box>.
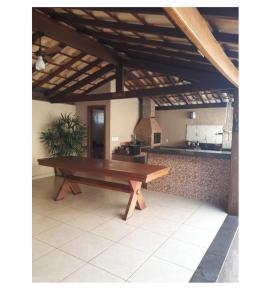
<box><xmin>87</xmin><ymin>106</ymin><xmax>106</xmax><ymax>159</ymax></box>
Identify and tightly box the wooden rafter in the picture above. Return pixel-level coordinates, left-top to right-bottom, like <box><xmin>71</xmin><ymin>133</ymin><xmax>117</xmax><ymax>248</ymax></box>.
<box><xmin>198</xmin><ymin>7</ymin><xmax>238</xmax><ymax>19</ymax></box>
<box><xmin>32</xmin><ymin>9</ymin><xmax>120</xmax><ymax>65</ymax></box>
<box><xmin>82</xmin><ymin>75</ymin><xmax>116</xmax><ymax>95</ymax></box>
<box><xmin>156</xmin><ymin>102</ymin><xmax>227</xmax><ymax>110</ymax></box>
<box><xmin>50</xmin><ymin>64</ymin><xmax>115</xmax><ymax>99</ymax></box>
<box><xmin>85</xmin><ymin>29</ymin><xmax>238</xmax><ymax>59</ymax></box>
<box><xmin>164</xmin><ymin>7</ymin><xmax>239</xmax><ymax>87</ymax></box>
<box><xmin>102</xmin><ymin>40</ymin><xmax>209</xmax><ymax>65</ymax></box>
<box><xmin>123</xmin><ymin>57</ymin><xmax>217</xmax><ymax>81</ymax></box>
<box><xmin>52</xmin><ymin>11</ymin><xmax>237</xmax><ymax>44</ymax></box>
<box><xmin>86</xmin><ymin>7</ymin><xmax>164</xmax><ymax>15</ymax></box>
<box><xmin>49</xmin><ymin>13</ymin><xmax>186</xmax><ymax>37</ymax></box>
<box><xmin>33</xmin><ymin>53</ymin><xmax>86</xmax><ymax>88</ymax></box>
<box><xmin>116</xmin><ymin>64</ymin><xmax>124</xmax><ymax>92</ymax></box>
<box><xmin>45</xmin><ymin>58</ymin><xmax>102</xmax><ymax>97</ymax></box>
<box><xmin>51</xmin><ymin>80</ymin><xmax>234</xmax><ymax>103</ymax></box>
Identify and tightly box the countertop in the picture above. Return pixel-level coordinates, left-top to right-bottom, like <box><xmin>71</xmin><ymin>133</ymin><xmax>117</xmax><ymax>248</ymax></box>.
<box><xmin>141</xmin><ymin>146</ymin><xmax>231</xmax><ymax>159</ymax></box>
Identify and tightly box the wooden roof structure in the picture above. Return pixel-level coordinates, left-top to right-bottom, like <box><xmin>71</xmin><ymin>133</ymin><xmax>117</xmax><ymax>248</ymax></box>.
<box><xmin>32</xmin><ymin>7</ymin><xmax>238</xmax><ymax>109</ymax></box>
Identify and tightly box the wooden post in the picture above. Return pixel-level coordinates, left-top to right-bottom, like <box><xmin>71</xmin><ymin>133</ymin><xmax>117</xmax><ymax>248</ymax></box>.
<box><xmin>116</xmin><ymin>64</ymin><xmax>124</xmax><ymax>92</ymax></box>
<box><xmin>228</xmin><ymin>89</ymin><xmax>239</xmax><ymax>215</ymax></box>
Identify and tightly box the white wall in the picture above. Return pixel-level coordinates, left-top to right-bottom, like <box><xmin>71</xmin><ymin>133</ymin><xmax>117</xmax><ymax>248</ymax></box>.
<box><xmin>32</xmin><ymin>100</ymin><xmax>76</xmax><ymax>179</ymax></box>
<box><xmin>110</xmin><ymin>98</ymin><xmax>140</xmax><ymax>155</ymax></box>
<box><xmin>156</xmin><ymin>107</ymin><xmax>232</xmax><ymax>148</ymax></box>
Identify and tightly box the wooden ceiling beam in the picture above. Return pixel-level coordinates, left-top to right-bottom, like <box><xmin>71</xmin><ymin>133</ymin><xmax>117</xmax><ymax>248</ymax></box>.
<box><xmin>116</xmin><ymin>64</ymin><xmax>124</xmax><ymax>92</ymax></box>
<box><xmin>85</xmin><ymin>7</ymin><xmax>164</xmax><ymax>15</ymax></box>
<box><xmin>213</xmin><ymin>32</ymin><xmax>238</xmax><ymax>44</ymax></box>
<box><xmin>82</xmin><ymin>75</ymin><xmax>116</xmax><ymax>95</ymax></box>
<box><xmin>33</xmin><ymin>53</ymin><xmax>86</xmax><ymax>88</ymax></box>
<box><xmin>49</xmin><ymin>13</ymin><xmax>186</xmax><ymax>38</ymax></box>
<box><xmin>164</xmin><ymin>7</ymin><xmax>239</xmax><ymax>87</ymax></box>
<box><xmin>45</xmin><ymin>58</ymin><xmax>102</xmax><ymax>97</ymax></box>
<box><xmin>122</xmin><ymin>55</ymin><xmax>217</xmax><ymax>80</ymax></box>
<box><xmin>85</xmin><ymin>29</ymin><xmax>193</xmax><ymax>49</ymax></box>
<box><xmin>51</xmin><ymin>80</ymin><xmax>234</xmax><ymax>103</ymax></box>
<box><xmin>50</xmin><ymin>64</ymin><xmax>115</xmax><ymax>99</ymax></box>
<box><xmin>32</xmin><ymin>31</ymin><xmax>41</xmax><ymax>43</ymax></box>
<box><xmin>156</xmin><ymin>102</ymin><xmax>227</xmax><ymax>110</ymax></box>
<box><xmin>32</xmin><ymin>9</ymin><xmax>120</xmax><ymax>65</ymax></box>
<box><xmin>53</xmin><ymin>12</ymin><xmax>237</xmax><ymax>43</ymax></box>
<box><xmin>198</xmin><ymin>7</ymin><xmax>238</xmax><ymax>19</ymax></box>
<box><xmin>84</xmin><ymin>29</ymin><xmax>238</xmax><ymax>59</ymax></box>
<box><xmin>103</xmin><ymin>40</ymin><xmax>209</xmax><ymax>64</ymax></box>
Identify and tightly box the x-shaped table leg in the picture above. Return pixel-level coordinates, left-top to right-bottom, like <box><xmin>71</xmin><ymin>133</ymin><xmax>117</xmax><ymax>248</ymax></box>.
<box><xmin>123</xmin><ymin>180</ymin><xmax>147</xmax><ymax>220</ymax></box>
<box><xmin>55</xmin><ymin>169</ymin><xmax>82</xmax><ymax>201</ymax></box>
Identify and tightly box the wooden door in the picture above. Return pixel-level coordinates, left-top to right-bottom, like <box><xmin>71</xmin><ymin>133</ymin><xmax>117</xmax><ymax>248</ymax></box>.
<box><xmin>87</xmin><ymin>106</ymin><xmax>106</xmax><ymax>159</ymax></box>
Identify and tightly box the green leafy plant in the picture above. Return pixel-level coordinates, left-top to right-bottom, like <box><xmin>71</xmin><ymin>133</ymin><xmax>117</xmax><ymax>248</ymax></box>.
<box><xmin>40</xmin><ymin>113</ymin><xmax>87</xmax><ymax>157</ymax></box>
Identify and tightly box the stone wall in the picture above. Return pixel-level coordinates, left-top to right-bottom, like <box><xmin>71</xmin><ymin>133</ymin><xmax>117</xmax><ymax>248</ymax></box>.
<box><xmin>147</xmin><ymin>153</ymin><xmax>231</xmax><ymax>209</ymax></box>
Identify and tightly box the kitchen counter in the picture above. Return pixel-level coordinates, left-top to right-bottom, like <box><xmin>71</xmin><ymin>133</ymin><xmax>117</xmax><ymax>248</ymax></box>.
<box><xmin>142</xmin><ymin>146</ymin><xmax>231</xmax><ymax>159</ymax></box>
<box><xmin>144</xmin><ymin>147</ymin><xmax>232</xmax><ymax>208</ymax></box>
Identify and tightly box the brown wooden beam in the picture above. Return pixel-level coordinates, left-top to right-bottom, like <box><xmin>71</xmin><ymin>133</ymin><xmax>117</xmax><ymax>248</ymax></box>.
<box><xmin>33</xmin><ymin>53</ymin><xmax>86</xmax><ymax>88</ymax></box>
<box><xmin>123</xmin><ymin>57</ymin><xmax>216</xmax><ymax>82</ymax></box>
<box><xmin>82</xmin><ymin>75</ymin><xmax>116</xmax><ymax>95</ymax></box>
<box><xmin>32</xmin><ymin>31</ymin><xmax>41</xmax><ymax>43</ymax></box>
<box><xmin>164</xmin><ymin>7</ymin><xmax>239</xmax><ymax>87</ymax></box>
<box><xmin>87</xmin><ymin>29</ymin><xmax>194</xmax><ymax>49</ymax></box>
<box><xmin>116</xmin><ymin>64</ymin><xmax>124</xmax><ymax>92</ymax></box>
<box><xmin>32</xmin><ymin>9</ymin><xmax>119</xmax><ymax>65</ymax></box>
<box><xmin>32</xmin><ymin>90</ymin><xmax>48</xmax><ymax>101</ymax></box>
<box><xmin>103</xmin><ymin>40</ymin><xmax>209</xmax><ymax>64</ymax></box>
<box><xmin>86</xmin><ymin>7</ymin><xmax>164</xmax><ymax>15</ymax></box>
<box><xmin>51</xmin><ymin>81</ymin><xmax>234</xmax><ymax>103</ymax></box>
<box><xmin>198</xmin><ymin>7</ymin><xmax>238</xmax><ymax>19</ymax></box>
<box><xmin>46</xmin><ymin>58</ymin><xmax>102</xmax><ymax>97</ymax></box>
<box><xmin>51</xmin><ymin>11</ymin><xmax>238</xmax><ymax>44</ymax></box>
<box><xmin>156</xmin><ymin>102</ymin><xmax>227</xmax><ymax>110</ymax></box>
<box><xmin>49</xmin><ymin>12</ymin><xmax>186</xmax><ymax>38</ymax></box>
<box><xmin>50</xmin><ymin>64</ymin><xmax>115</xmax><ymax>99</ymax></box>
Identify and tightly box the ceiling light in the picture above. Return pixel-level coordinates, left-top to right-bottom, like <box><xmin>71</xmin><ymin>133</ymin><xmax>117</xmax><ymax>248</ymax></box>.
<box><xmin>35</xmin><ymin>54</ymin><xmax>46</xmax><ymax>71</ymax></box>
<box><xmin>35</xmin><ymin>32</ymin><xmax>46</xmax><ymax>71</ymax></box>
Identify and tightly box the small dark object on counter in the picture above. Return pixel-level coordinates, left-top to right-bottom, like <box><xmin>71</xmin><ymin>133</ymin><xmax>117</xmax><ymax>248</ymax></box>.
<box><xmin>128</xmin><ymin>145</ymin><xmax>141</xmax><ymax>156</ymax></box>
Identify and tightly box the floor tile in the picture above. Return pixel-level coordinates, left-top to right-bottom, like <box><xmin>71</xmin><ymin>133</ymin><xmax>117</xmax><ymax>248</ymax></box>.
<box><xmin>129</xmin><ymin>257</ymin><xmax>193</xmax><ymax>282</ymax></box>
<box><xmin>45</xmin><ymin>207</ymin><xmax>84</xmax><ymax>223</ymax></box>
<box><xmin>172</xmin><ymin>224</ymin><xmax>217</xmax><ymax>247</ymax></box>
<box><xmin>140</xmin><ymin>215</ymin><xmax>180</xmax><ymax>236</ymax></box>
<box><xmin>94</xmin><ymin>203</ymin><xmax>127</xmax><ymax>219</ymax></box>
<box><xmin>32</xmin><ymin>238</ymin><xmax>54</xmax><ymax>261</ymax></box>
<box><xmin>184</xmin><ymin>204</ymin><xmax>227</xmax><ymax>231</ymax></box>
<box><xmin>32</xmin><ymin>214</ymin><xmax>62</xmax><ymax>236</ymax></box>
<box><xmin>91</xmin><ymin>220</ymin><xmax>135</xmax><ymax>242</ymax></box>
<box><xmin>32</xmin><ymin>202</ymin><xmax>62</xmax><ymax>215</ymax></box>
<box><xmin>32</xmin><ymin>249</ymin><xmax>85</xmax><ymax>282</ymax></box>
<box><xmin>63</xmin><ymin>213</ymin><xmax>108</xmax><ymax>231</ymax></box>
<box><xmin>32</xmin><ymin>177</ymin><xmax>227</xmax><ymax>283</ymax></box>
<box><xmin>146</xmin><ymin>204</ymin><xmax>194</xmax><ymax>223</ymax></box>
<box><xmin>62</xmin><ymin>264</ymin><xmax>123</xmax><ymax>282</ymax></box>
<box><xmin>91</xmin><ymin>243</ymin><xmax>149</xmax><ymax>279</ymax></box>
<box><xmin>155</xmin><ymin>238</ymin><xmax>207</xmax><ymax>271</ymax></box>
<box><xmin>119</xmin><ymin>228</ymin><xmax>167</xmax><ymax>254</ymax></box>
<box><xmin>64</xmin><ymin>197</ymin><xmax>104</xmax><ymax>212</ymax></box>
<box><xmin>60</xmin><ymin>232</ymin><xmax>114</xmax><ymax>261</ymax></box>
<box><xmin>35</xmin><ymin>224</ymin><xmax>84</xmax><ymax>247</ymax></box>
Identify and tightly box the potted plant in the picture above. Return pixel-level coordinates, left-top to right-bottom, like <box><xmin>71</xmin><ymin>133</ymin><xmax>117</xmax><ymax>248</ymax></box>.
<box><xmin>40</xmin><ymin>113</ymin><xmax>87</xmax><ymax>175</ymax></box>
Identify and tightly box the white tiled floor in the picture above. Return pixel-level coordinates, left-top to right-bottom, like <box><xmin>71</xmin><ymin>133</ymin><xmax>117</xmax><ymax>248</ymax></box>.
<box><xmin>32</xmin><ymin>176</ymin><xmax>227</xmax><ymax>283</ymax></box>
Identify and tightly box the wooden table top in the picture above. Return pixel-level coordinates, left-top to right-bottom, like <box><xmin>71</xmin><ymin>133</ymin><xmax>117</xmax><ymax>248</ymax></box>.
<box><xmin>38</xmin><ymin>156</ymin><xmax>169</xmax><ymax>183</ymax></box>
